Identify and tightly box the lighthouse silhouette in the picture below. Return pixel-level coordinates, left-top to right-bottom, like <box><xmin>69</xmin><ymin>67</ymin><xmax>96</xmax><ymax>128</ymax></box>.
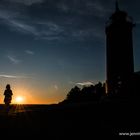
<box><xmin>105</xmin><ymin>1</ymin><xmax>135</xmax><ymax>96</ymax></box>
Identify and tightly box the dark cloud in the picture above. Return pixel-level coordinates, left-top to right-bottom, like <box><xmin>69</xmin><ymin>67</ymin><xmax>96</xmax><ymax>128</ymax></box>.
<box><xmin>5</xmin><ymin>0</ymin><xmax>44</xmax><ymax>5</ymax></box>
<box><xmin>0</xmin><ymin>0</ymin><xmax>138</xmax><ymax>44</ymax></box>
<box><xmin>0</xmin><ymin>0</ymin><xmax>113</xmax><ymax>41</ymax></box>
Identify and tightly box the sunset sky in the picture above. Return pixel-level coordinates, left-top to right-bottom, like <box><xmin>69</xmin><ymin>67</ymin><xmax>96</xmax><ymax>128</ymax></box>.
<box><xmin>0</xmin><ymin>0</ymin><xmax>140</xmax><ymax>104</ymax></box>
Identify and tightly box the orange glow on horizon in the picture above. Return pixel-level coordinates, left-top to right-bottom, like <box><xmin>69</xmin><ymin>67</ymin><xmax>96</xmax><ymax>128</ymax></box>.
<box><xmin>10</xmin><ymin>86</ymin><xmax>38</xmax><ymax>104</ymax></box>
<box><xmin>10</xmin><ymin>87</ymin><xmax>61</xmax><ymax>104</ymax></box>
<box><xmin>0</xmin><ymin>84</ymin><xmax>64</xmax><ymax>105</ymax></box>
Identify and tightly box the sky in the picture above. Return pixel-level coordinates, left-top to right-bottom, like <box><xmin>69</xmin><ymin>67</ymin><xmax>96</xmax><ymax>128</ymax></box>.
<box><xmin>0</xmin><ymin>0</ymin><xmax>140</xmax><ymax>104</ymax></box>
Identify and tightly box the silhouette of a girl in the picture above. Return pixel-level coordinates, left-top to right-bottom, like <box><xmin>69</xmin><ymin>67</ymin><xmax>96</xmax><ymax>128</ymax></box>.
<box><xmin>4</xmin><ymin>84</ymin><xmax>13</xmax><ymax>105</ymax></box>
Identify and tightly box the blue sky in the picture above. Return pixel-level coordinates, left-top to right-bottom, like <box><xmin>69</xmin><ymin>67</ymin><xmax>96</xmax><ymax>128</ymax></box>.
<box><xmin>0</xmin><ymin>0</ymin><xmax>140</xmax><ymax>104</ymax></box>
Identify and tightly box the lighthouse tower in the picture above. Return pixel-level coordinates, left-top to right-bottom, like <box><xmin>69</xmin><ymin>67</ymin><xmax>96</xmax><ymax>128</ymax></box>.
<box><xmin>105</xmin><ymin>1</ymin><xmax>135</xmax><ymax>96</ymax></box>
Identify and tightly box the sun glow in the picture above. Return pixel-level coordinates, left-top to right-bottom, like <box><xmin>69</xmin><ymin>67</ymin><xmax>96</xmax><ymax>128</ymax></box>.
<box><xmin>15</xmin><ymin>96</ymin><xmax>24</xmax><ymax>104</ymax></box>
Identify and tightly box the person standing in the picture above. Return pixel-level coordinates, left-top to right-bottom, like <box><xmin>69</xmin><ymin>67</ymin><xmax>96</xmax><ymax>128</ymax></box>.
<box><xmin>4</xmin><ymin>84</ymin><xmax>13</xmax><ymax>105</ymax></box>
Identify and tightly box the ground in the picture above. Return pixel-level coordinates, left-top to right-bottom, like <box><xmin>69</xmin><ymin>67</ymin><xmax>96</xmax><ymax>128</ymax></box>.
<box><xmin>0</xmin><ymin>100</ymin><xmax>140</xmax><ymax>138</ymax></box>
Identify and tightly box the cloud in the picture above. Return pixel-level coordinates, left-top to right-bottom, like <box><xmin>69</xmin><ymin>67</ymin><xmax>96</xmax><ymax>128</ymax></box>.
<box><xmin>8</xmin><ymin>20</ymin><xmax>64</xmax><ymax>40</ymax></box>
<box><xmin>57</xmin><ymin>3</ymin><xmax>70</xmax><ymax>13</ymax></box>
<box><xmin>0</xmin><ymin>10</ymin><xmax>64</xmax><ymax>39</ymax></box>
<box><xmin>7</xmin><ymin>0</ymin><xmax>44</xmax><ymax>6</ymax></box>
<box><xmin>46</xmin><ymin>22</ymin><xmax>63</xmax><ymax>32</ymax></box>
<box><xmin>0</xmin><ymin>9</ymin><xmax>18</xmax><ymax>20</ymax></box>
<box><xmin>86</xmin><ymin>0</ymin><xmax>111</xmax><ymax>17</ymax></box>
<box><xmin>87</xmin><ymin>1</ymin><xmax>104</xmax><ymax>12</ymax></box>
<box><xmin>8</xmin><ymin>20</ymin><xmax>39</xmax><ymax>35</ymax></box>
<box><xmin>1</xmin><ymin>16</ymin><xmax>64</xmax><ymax>40</ymax></box>
<box><xmin>37</xmin><ymin>36</ymin><xmax>62</xmax><ymax>41</ymax></box>
<box><xmin>54</xmin><ymin>85</ymin><xmax>58</xmax><ymax>90</ymax></box>
<box><xmin>36</xmin><ymin>22</ymin><xmax>64</xmax><ymax>39</ymax></box>
<box><xmin>72</xmin><ymin>28</ymin><xmax>104</xmax><ymax>41</ymax></box>
<box><xmin>0</xmin><ymin>74</ymin><xmax>29</xmax><ymax>79</ymax></box>
<box><xmin>25</xmin><ymin>50</ymin><xmax>35</xmax><ymax>55</ymax></box>
<box><xmin>76</xmin><ymin>81</ymin><xmax>94</xmax><ymax>86</ymax></box>
<box><xmin>7</xmin><ymin>55</ymin><xmax>21</xmax><ymax>64</ymax></box>
<box><xmin>56</xmin><ymin>0</ymin><xmax>110</xmax><ymax>18</ymax></box>
<box><xmin>0</xmin><ymin>8</ymin><xmax>38</xmax><ymax>36</ymax></box>
<box><xmin>0</xmin><ymin>0</ymin><xmax>106</xmax><ymax>41</ymax></box>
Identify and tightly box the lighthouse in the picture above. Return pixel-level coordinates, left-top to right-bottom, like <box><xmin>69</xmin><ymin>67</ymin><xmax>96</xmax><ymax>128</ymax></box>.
<box><xmin>105</xmin><ymin>1</ymin><xmax>135</xmax><ymax>96</ymax></box>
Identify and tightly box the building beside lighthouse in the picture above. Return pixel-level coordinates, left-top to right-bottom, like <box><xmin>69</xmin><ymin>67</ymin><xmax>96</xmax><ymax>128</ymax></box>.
<box><xmin>105</xmin><ymin>1</ymin><xmax>135</xmax><ymax>96</ymax></box>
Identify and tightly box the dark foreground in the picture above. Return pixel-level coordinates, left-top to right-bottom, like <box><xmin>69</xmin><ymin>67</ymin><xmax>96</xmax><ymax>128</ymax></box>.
<box><xmin>0</xmin><ymin>99</ymin><xmax>140</xmax><ymax>138</ymax></box>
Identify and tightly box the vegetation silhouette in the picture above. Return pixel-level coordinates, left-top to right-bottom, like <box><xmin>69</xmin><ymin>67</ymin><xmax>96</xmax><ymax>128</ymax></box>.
<box><xmin>60</xmin><ymin>82</ymin><xmax>106</xmax><ymax>104</ymax></box>
<box><xmin>4</xmin><ymin>84</ymin><xmax>13</xmax><ymax>106</ymax></box>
